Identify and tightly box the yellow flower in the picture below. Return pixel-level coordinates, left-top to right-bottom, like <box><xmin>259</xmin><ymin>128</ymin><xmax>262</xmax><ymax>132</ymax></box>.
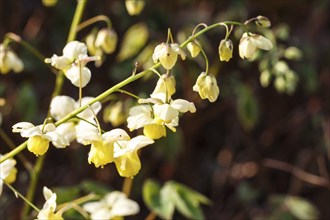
<box><xmin>152</xmin><ymin>74</ymin><xmax>176</xmax><ymax>97</ymax></box>
<box><xmin>218</xmin><ymin>39</ymin><xmax>233</xmax><ymax>62</ymax></box>
<box><xmin>239</xmin><ymin>32</ymin><xmax>273</xmax><ymax>59</ymax></box>
<box><xmin>143</xmin><ymin>118</ymin><xmax>167</xmax><ymax>140</ymax></box>
<box><xmin>114</xmin><ymin>134</ymin><xmax>154</xmax><ymax>177</ymax></box>
<box><xmin>12</xmin><ymin>122</ymin><xmax>69</xmax><ymax>156</ymax></box>
<box><xmin>193</xmin><ymin>72</ymin><xmax>220</xmax><ymax>102</ymax></box>
<box><xmin>125</xmin><ymin>0</ymin><xmax>145</xmax><ymax>16</ymax></box>
<box><xmin>80</xmin><ymin>129</ymin><xmax>130</xmax><ymax>168</ymax></box>
<box><xmin>152</xmin><ymin>43</ymin><xmax>186</xmax><ymax>70</ymax></box>
<box><xmin>187</xmin><ymin>40</ymin><xmax>201</xmax><ymax>58</ymax></box>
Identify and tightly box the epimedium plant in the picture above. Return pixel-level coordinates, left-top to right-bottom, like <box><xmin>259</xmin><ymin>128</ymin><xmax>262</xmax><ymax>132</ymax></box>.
<box><xmin>0</xmin><ymin>0</ymin><xmax>278</xmax><ymax>219</ymax></box>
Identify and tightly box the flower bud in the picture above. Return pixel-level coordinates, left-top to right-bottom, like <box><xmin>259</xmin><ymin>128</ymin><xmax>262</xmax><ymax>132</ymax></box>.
<box><xmin>152</xmin><ymin>43</ymin><xmax>186</xmax><ymax>70</ymax></box>
<box><xmin>95</xmin><ymin>28</ymin><xmax>118</xmax><ymax>54</ymax></box>
<box><xmin>0</xmin><ymin>44</ymin><xmax>24</xmax><ymax>74</ymax></box>
<box><xmin>125</xmin><ymin>0</ymin><xmax>145</xmax><ymax>16</ymax></box>
<box><xmin>218</xmin><ymin>39</ymin><xmax>233</xmax><ymax>62</ymax></box>
<box><xmin>5</xmin><ymin>167</ymin><xmax>17</xmax><ymax>184</ymax></box>
<box><xmin>193</xmin><ymin>72</ymin><xmax>220</xmax><ymax>102</ymax></box>
<box><xmin>187</xmin><ymin>40</ymin><xmax>201</xmax><ymax>58</ymax></box>
<box><xmin>239</xmin><ymin>33</ymin><xmax>273</xmax><ymax>59</ymax></box>
<box><xmin>255</xmin><ymin>16</ymin><xmax>271</xmax><ymax>28</ymax></box>
<box><xmin>152</xmin><ymin>74</ymin><xmax>176</xmax><ymax>97</ymax></box>
<box><xmin>42</xmin><ymin>0</ymin><xmax>57</xmax><ymax>7</ymax></box>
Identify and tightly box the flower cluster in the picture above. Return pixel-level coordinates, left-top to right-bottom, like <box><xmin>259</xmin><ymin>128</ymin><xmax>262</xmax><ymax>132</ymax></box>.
<box><xmin>45</xmin><ymin>41</ymin><xmax>99</xmax><ymax>87</ymax></box>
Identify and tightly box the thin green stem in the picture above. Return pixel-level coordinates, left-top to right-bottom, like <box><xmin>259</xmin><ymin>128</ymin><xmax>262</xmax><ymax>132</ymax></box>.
<box><xmin>0</xmin><ymin>142</ymin><xmax>27</xmax><ymax>164</ymax></box>
<box><xmin>0</xmin><ymin>128</ymin><xmax>32</xmax><ymax>171</ymax></box>
<box><xmin>4</xmin><ymin>181</ymin><xmax>40</xmax><ymax>212</ymax></box>
<box><xmin>21</xmin><ymin>154</ymin><xmax>46</xmax><ymax>219</ymax></box>
<box><xmin>4</xmin><ymin>32</ymin><xmax>46</xmax><ymax>63</ymax></box>
<box><xmin>67</xmin><ymin>0</ymin><xmax>88</xmax><ymax>43</ymax></box>
<box><xmin>199</xmin><ymin>48</ymin><xmax>209</xmax><ymax>74</ymax></box>
<box><xmin>76</xmin><ymin>15</ymin><xmax>112</xmax><ymax>32</ymax></box>
<box><xmin>117</xmin><ymin>89</ymin><xmax>141</xmax><ymax>100</ymax></box>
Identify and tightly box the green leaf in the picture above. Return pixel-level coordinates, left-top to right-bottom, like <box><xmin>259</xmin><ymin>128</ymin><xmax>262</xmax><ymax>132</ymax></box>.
<box><xmin>143</xmin><ymin>179</ymin><xmax>175</xmax><ymax>220</ymax></box>
<box><xmin>170</xmin><ymin>182</ymin><xmax>211</xmax><ymax>220</ymax></box>
<box><xmin>285</xmin><ymin>196</ymin><xmax>319</xmax><ymax>220</ymax></box>
<box><xmin>52</xmin><ymin>186</ymin><xmax>80</xmax><ymax>204</ymax></box>
<box><xmin>116</xmin><ymin>22</ymin><xmax>149</xmax><ymax>62</ymax></box>
<box><xmin>15</xmin><ymin>83</ymin><xmax>38</xmax><ymax>121</ymax></box>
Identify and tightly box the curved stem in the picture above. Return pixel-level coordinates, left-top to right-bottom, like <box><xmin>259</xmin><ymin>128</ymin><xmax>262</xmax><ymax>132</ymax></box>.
<box><xmin>76</xmin><ymin>15</ymin><xmax>112</xmax><ymax>32</ymax></box>
<box><xmin>199</xmin><ymin>48</ymin><xmax>209</xmax><ymax>74</ymax></box>
<box><xmin>4</xmin><ymin>32</ymin><xmax>46</xmax><ymax>63</ymax></box>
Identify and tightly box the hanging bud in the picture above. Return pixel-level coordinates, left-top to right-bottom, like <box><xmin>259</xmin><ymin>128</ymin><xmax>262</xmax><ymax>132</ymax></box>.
<box><xmin>42</xmin><ymin>0</ymin><xmax>57</xmax><ymax>7</ymax></box>
<box><xmin>125</xmin><ymin>0</ymin><xmax>145</xmax><ymax>16</ymax></box>
<box><xmin>95</xmin><ymin>28</ymin><xmax>118</xmax><ymax>54</ymax></box>
<box><xmin>187</xmin><ymin>40</ymin><xmax>201</xmax><ymax>58</ymax></box>
<box><xmin>193</xmin><ymin>72</ymin><xmax>220</xmax><ymax>102</ymax></box>
<box><xmin>0</xmin><ymin>44</ymin><xmax>24</xmax><ymax>74</ymax></box>
<box><xmin>255</xmin><ymin>16</ymin><xmax>271</xmax><ymax>28</ymax></box>
<box><xmin>152</xmin><ymin>74</ymin><xmax>176</xmax><ymax>97</ymax></box>
<box><xmin>218</xmin><ymin>39</ymin><xmax>233</xmax><ymax>62</ymax></box>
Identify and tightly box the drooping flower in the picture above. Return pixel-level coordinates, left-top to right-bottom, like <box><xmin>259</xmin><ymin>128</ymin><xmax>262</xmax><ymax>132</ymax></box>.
<box><xmin>78</xmin><ymin>129</ymin><xmax>130</xmax><ymax>168</ymax></box>
<box><xmin>125</xmin><ymin>0</ymin><xmax>145</xmax><ymax>16</ymax></box>
<box><xmin>127</xmin><ymin>92</ymin><xmax>195</xmax><ymax>140</ymax></box>
<box><xmin>193</xmin><ymin>72</ymin><xmax>220</xmax><ymax>102</ymax></box>
<box><xmin>113</xmin><ymin>131</ymin><xmax>154</xmax><ymax>177</ymax></box>
<box><xmin>255</xmin><ymin>15</ymin><xmax>271</xmax><ymax>28</ymax></box>
<box><xmin>152</xmin><ymin>43</ymin><xmax>186</xmax><ymax>70</ymax></box>
<box><xmin>187</xmin><ymin>40</ymin><xmax>201</xmax><ymax>58</ymax></box>
<box><xmin>0</xmin><ymin>155</ymin><xmax>17</xmax><ymax>197</ymax></box>
<box><xmin>37</xmin><ymin>186</ymin><xmax>63</xmax><ymax>220</ymax></box>
<box><xmin>12</xmin><ymin>122</ymin><xmax>69</xmax><ymax>156</ymax></box>
<box><xmin>45</xmin><ymin>41</ymin><xmax>99</xmax><ymax>87</ymax></box>
<box><xmin>83</xmin><ymin>191</ymin><xmax>139</xmax><ymax>220</ymax></box>
<box><xmin>0</xmin><ymin>44</ymin><xmax>24</xmax><ymax>74</ymax></box>
<box><xmin>95</xmin><ymin>28</ymin><xmax>118</xmax><ymax>54</ymax></box>
<box><xmin>152</xmin><ymin>74</ymin><xmax>176</xmax><ymax>97</ymax></box>
<box><xmin>218</xmin><ymin>39</ymin><xmax>233</xmax><ymax>62</ymax></box>
<box><xmin>239</xmin><ymin>32</ymin><xmax>273</xmax><ymax>59</ymax></box>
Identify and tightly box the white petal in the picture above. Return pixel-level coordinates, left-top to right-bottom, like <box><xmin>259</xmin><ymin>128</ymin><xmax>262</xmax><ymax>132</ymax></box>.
<box><xmin>82</xmin><ymin>201</ymin><xmax>105</xmax><ymax>213</ymax></box>
<box><xmin>253</xmin><ymin>34</ymin><xmax>273</xmax><ymax>50</ymax></box>
<box><xmin>171</xmin><ymin>99</ymin><xmax>196</xmax><ymax>113</ymax></box>
<box><xmin>111</xmin><ymin>197</ymin><xmax>140</xmax><ymax>217</ymax></box>
<box><xmin>65</xmin><ymin>66</ymin><xmax>91</xmax><ymax>88</ymax></box>
<box><xmin>127</xmin><ymin>135</ymin><xmax>154</xmax><ymax>151</ymax></box>
<box><xmin>46</xmin><ymin>131</ymin><xmax>69</xmax><ymax>148</ymax></box>
<box><xmin>12</xmin><ymin>122</ymin><xmax>35</xmax><ymax>133</ymax></box>
<box><xmin>50</xmin><ymin>96</ymin><xmax>76</xmax><ymax>120</ymax></box>
<box><xmin>153</xmin><ymin>104</ymin><xmax>178</xmax><ymax>122</ymax></box>
<box><xmin>0</xmin><ymin>157</ymin><xmax>16</xmax><ymax>179</ymax></box>
<box><xmin>62</xmin><ymin>41</ymin><xmax>87</xmax><ymax>61</ymax></box>
<box><xmin>55</xmin><ymin>122</ymin><xmax>76</xmax><ymax>143</ymax></box>
<box><xmin>20</xmin><ymin>126</ymin><xmax>42</xmax><ymax>138</ymax></box>
<box><xmin>127</xmin><ymin>105</ymin><xmax>153</xmax><ymax>130</ymax></box>
<box><xmin>102</xmin><ymin>129</ymin><xmax>130</xmax><ymax>142</ymax></box>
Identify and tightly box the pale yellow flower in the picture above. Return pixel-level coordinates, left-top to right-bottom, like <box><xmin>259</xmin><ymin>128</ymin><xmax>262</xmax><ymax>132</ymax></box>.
<box><xmin>193</xmin><ymin>72</ymin><xmax>220</xmax><ymax>102</ymax></box>
<box><xmin>218</xmin><ymin>39</ymin><xmax>233</xmax><ymax>62</ymax></box>
<box><xmin>239</xmin><ymin>32</ymin><xmax>273</xmax><ymax>59</ymax></box>
<box><xmin>152</xmin><ymin>43</ymin><xmax>186</xmax><ymax>70</ymax></box>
